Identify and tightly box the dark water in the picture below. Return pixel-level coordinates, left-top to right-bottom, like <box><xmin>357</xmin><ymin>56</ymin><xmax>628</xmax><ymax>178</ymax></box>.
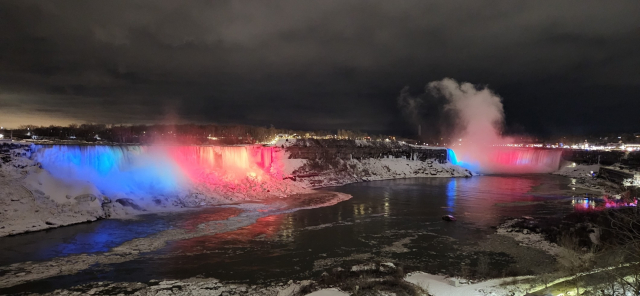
<box><xmin>0</xmin><ymin>175</ymin><xmax>587</xmax><ymax>293</ymax></box>
<box><xmin>0</xmin><ymin>207</ymin><xmax>239</xmax><ymax>266</ymax></box>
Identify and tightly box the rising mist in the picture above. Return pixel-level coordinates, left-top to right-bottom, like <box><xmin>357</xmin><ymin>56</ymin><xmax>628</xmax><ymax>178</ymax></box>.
<box><xmin>424</xmin><ymin>78</ymin><xmax>561</xmax><ymax>174</ymax></box>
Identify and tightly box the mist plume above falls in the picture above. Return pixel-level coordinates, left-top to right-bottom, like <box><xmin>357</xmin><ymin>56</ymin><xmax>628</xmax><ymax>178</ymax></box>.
<box><xmin>426</xmin><ymin>78</ymin><xmax>561</xmax><ymax>174</ymax></box>
<box><xmin>428</xmin><ymin>78</ymin><xmax>511</xmax><ymax>147</ymax></box>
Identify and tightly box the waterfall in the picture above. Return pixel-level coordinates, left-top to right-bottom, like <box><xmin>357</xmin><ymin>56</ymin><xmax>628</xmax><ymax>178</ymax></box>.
<box><xmin>32</xmin><ymin>145</ymin><xmax>185</xmax><ymax>196</ymax></box>
<box><xmin>447</xmin><ymin>149</ymin><xmax>459</xmax><ymax>165</ymax></box>
<box><xmin>32</xmin><ymin>145</ymin><xmax>280</xmax><ymax>197</ymax></box>
<box><xmin>448</xmin><ymin>147</ymin><xmax>562</xmax><ymax>174</ymax></box>
<box><xmin>490</xmin><ymin>148</ymin><xmax>562</xmax><ymax>168</ymax></box>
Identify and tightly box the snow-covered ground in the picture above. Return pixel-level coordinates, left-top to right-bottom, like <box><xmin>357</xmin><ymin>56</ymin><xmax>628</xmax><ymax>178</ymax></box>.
<box><xmin>0</xmin><ymin>143</ymin><xmax>110</xmax><ymax>237</ymax></box>
<box><xmin>552</xmin><ymin>163</ymin><xmax>624</xmax><ymax>194</ymax></box>
<box><xmin>553</xmin><ymin>163</ymin><xmax>600</xmax><ymax>179</ymax></box>
<box><xmin>288</xmin><ymin>157</ymin><xmax>472</xmax><ymax>188</ymax></box>
<box><xmin>405</xmin><ymin>272</ymin><xmax>533</xmax><ymax>296</ymax></box>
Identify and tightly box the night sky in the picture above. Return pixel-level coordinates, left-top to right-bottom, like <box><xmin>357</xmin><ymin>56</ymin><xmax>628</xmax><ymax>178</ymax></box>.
<box><xmin>1</xmin><ymin>1</ymin><xmax>639</xmax><ymax>137</ymax></box>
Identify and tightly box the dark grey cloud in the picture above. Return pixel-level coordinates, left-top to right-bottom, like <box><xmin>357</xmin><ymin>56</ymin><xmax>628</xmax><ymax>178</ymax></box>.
<box><xmin>0</xmin><ymin>0</ymin><xmax>639</xmax><ymax>136</ymax></box>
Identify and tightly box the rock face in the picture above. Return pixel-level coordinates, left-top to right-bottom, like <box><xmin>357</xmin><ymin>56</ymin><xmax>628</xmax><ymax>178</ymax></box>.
<box><xmin>278</xmin><ymin>139</ymin><xmax>471</xmax><ymax>188</ymax></box>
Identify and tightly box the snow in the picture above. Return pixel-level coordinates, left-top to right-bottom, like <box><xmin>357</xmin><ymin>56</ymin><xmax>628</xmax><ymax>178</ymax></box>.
<box><xmin>553</xmin><ymin>163</ymin><xmax>600</xmax><ymax>179</ymax></box>
<box><xmin>552</xmin><ymin>163</ymin><xmax>619</xmax><ymax>193</ymax></box>
<box><xmin>289</xmin><ymin>157</ymin><xmax>472</xmax><ymax>188</ymax></box>
<box><xmin>405</xmin><ymin>272</ymin><xmax>533</xmax><ymax>296</ymax></box>
<box><xmin>496</xmin><ymin>219</ymin><xmax>563</xmax><ymax>256</ymax></box>
<box><xmin>282</xmin><ymin>158</ymin><xmax>307</xmax><ymax>175</ymax></box>
<box><xmin>305</xmin><ymin>288</ymin><xmax>349</xmax><ymax>296</ymax></box>
<box><xmin>273</xmin><ymin>138</ymin><xmax>297</xmax><ymax>148</ymax></box>
<box><xmin>0</xmin><ymin>143</ymin><xmax>108</xmax><ymax>237</ymax></box>
<box><xmin>24</xmin><ymin>169</ymin><xmax>102</xmax><ymax>204</ymax></box>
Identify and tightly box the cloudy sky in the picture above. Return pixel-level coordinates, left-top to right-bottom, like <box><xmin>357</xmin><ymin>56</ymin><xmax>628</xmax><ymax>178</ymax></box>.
<box><xmin>0</xmin><ymin>0</ymin><xmax>638</xmax><ymax>137</ymax></box>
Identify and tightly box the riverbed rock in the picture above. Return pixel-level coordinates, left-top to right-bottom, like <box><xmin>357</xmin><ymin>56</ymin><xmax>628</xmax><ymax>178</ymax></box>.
<box><xmin>74</xmin><ymin>194</ymin><xmax>97</xmax><ymax>202</ymax></box>
<box><xmin>115</xmin><ymin>198</ymin><xmax>145</xmax><ymax>211</ymax></box>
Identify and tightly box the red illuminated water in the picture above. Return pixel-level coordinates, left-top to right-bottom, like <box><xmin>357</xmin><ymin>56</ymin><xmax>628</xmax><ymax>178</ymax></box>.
<box><xmin>453</xmin><ymin>147</ymin><xmax>563</xmax><ymax>174</ymax></box>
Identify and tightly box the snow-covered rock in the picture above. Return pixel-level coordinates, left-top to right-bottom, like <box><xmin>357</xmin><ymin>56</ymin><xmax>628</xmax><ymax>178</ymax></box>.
<box><xmin>287</xmin><ymin>157</ymin><xmax>472</xmax><ymax>188</ymax></box>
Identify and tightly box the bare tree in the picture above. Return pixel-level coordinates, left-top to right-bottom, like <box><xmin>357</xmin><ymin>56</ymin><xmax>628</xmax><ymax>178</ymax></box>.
<box><xmin>602</xmin><ymin>207</ymin><xmax>640</xmax><ymax>295</ymax></box>
<box><xmin>556</xmin><ymin>233</ymin><xmax>596</xmax><ymax>295</ymax></box>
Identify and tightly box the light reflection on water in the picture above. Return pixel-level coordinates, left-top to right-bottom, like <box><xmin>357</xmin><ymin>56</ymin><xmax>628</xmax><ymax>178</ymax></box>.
<box><xmin>446</xmin><ymin>178</ymin><xmax>457</xmax><ymax>214</ymax></box>
<box><xmin>0</xmin><ymin>207</ymin><xmax>242</xmax><ymax>266</ymax></box>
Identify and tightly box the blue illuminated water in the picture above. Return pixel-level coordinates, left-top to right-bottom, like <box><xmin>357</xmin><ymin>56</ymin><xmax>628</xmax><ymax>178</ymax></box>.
<box><xmin>0</xmin><ymin>215</ymin><xmax>176</xmax><ymax>266</ymax></box>
<box><xmin>447</xmin><ymin>148</ymin><xmax>458</xmax><ymax>165</ymax></box>
<box><xmin>0</xmin><ymin>206</ymin><xmax>241</xmax><ymax>266</ymax></box>
<box><xmin>32</xmin><ymin>145</ymin><xmax>186</xmax><ymax>197</ymax></box>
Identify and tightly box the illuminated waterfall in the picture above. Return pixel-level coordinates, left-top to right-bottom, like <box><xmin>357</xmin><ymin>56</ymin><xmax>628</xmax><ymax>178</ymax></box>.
<box><xmin>32</xmin><ymin>145</ymin><xmax>280</xmax><ymax>198</ymax></box>
<box><xmin>490</xmin><ymin>148</ymin><xmax>562</xmax><ymax>168</ymax></box>
<box><xmin>447</xmin><ymin>149</ymin><xmax>459</xmax><ymax>165</ymax></box>
<box><xmin>450</xmin><ymin>147</ymin><xmax>563</xmax><ymax>174</ymax></box>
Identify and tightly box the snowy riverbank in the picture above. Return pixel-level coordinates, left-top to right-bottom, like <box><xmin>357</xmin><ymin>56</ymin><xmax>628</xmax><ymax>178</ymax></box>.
<box><xmin>552</xmin><ymin>163</ymin><xmax>625</xmax><ymax>194</ymax></box>
<box><xmin>5</xmin><ymin>260</ymin><xmax>541</xmax><ymax>296</ymax></box>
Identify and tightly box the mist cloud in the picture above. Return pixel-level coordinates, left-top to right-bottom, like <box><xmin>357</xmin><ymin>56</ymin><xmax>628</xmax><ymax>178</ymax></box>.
<box><xmin>428</xmin><ymin>78</ymin><xmax>565</xmax><ymax>174</ymax></box>
<box><xmin>428</xmin><ymin>78</ymin><xmax>510</xmax><ymax>146</ymax></box>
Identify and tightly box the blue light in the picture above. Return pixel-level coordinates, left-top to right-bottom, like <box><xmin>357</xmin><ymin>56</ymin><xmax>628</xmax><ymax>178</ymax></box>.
<box><xmin>446</xmin><ymin>179</ymin><xmax>457</xmax><ymax>214</ymax></box>
<box><xmin>33</xmin><ymin>145</ymin><xmax>186</xmax><ymax>198</ymax></box>
<box><xmin>447</xmin><ymin>149</ymin><xmax>459</xmax><ymax>165</ymax></box>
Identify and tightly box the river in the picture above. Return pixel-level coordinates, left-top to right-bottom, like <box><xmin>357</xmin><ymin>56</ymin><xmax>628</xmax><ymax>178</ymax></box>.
<box><xmin>0</xmin><ymin>174</ymin><xmax>596</xmax><ymax>294</ymax></box>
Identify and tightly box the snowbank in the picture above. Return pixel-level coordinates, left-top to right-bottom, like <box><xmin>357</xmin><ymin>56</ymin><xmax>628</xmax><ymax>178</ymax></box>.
<box><xmin>0</xmin><ymin>143</ymin><xmax>108</xmax><ymax>236</ymax></box>
<box><xmin>405</xmin><ymin>272</ymin><xmax>533</xmax><ymax>296</ymax></box>
<box><xmin>305</xmin><ymin>288</ymin><xmax>349</xmax><ymax>296</ymax></box>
